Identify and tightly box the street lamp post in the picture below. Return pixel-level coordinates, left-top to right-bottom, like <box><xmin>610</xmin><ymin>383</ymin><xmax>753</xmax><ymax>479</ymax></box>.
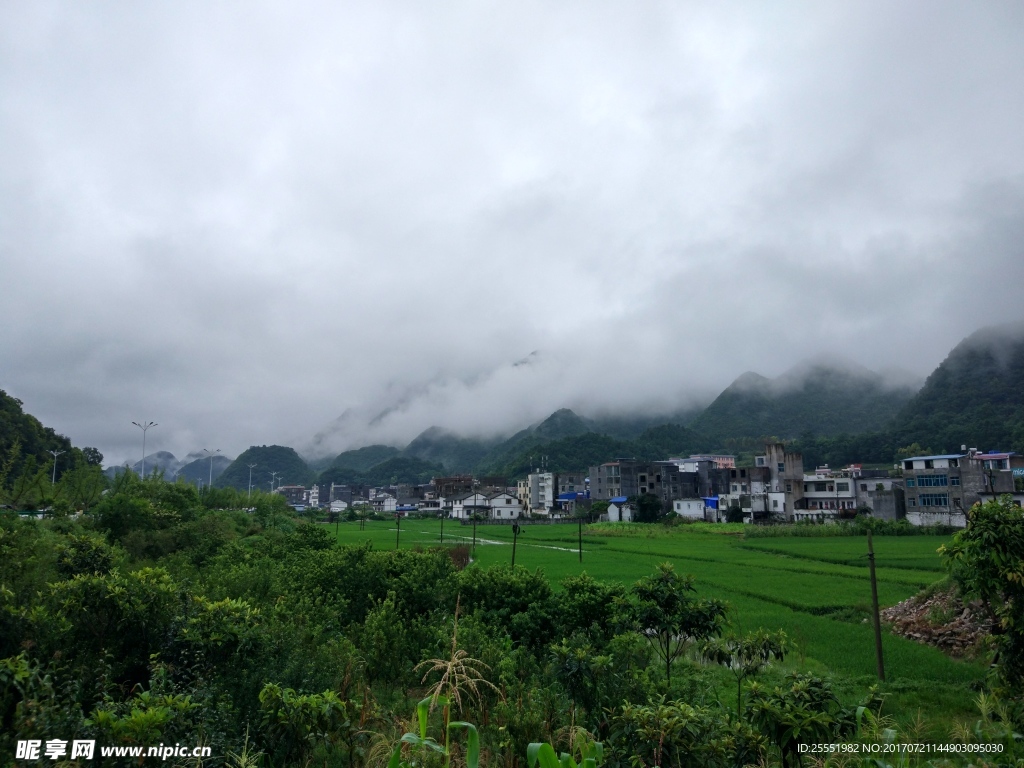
<box><xmin>247</xmin><ymin>463</ymin><xmax>257</xmax><ymax>499</ymax></box>
<box><xmin>204</xmin><ymin>449</ymin><xmax>221</xmax><ymax>489</ymax></box>
<box><xmin>131</xmin><ymin>421</ymin><xmax>158</xmax><ymax>477</ymax></box>
<box><xmin>48</xmin><ymin>450</ymin><xmax>65</xmax><ymax>485</ymax></box>
<box><xmin>270</xmin><ymin>471</ymin><xmax>280</xmax><ymax>492</ymax></box>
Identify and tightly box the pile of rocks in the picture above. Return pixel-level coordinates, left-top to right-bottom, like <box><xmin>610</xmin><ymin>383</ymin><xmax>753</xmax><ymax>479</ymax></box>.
<box><xmin>880</xmin><ymin>584</ymin><xmax>993</xmax><ymax>658</ymax></box>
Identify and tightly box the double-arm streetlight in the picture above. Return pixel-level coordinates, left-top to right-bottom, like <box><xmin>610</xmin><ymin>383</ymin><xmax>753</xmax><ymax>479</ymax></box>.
<box><xmin>48</xmin><ymin>449</ymin><xmax>65</xmax><ymax>485</ymax></box>
<box><xmin>247</xmin><ymin>463</ymin><xmax>258</xmax><ymax>499</ymax></box>
<box><xmin>131</xmin><ymin>421</ymin><xmax>158</xmax><ymax>477</ymax></box>
<box><xmin>204</xmin><ymin>448</ymin><xmax>221</xmax><ymax>489</ymax></box>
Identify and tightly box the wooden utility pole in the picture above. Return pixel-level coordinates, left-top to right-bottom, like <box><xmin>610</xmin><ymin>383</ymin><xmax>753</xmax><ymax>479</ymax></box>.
<box><xmin>440</xmin><ymin>511</ymin><xmax>445</xmax><ymax>544</ymax></box>
<box><xmin>867</xmin><ymin>530</ymin><xmax>885</xmax><ymax>681</ymax></box>
<box><xmin>511</xmin><ymin>523</ymin><xmax>521</xmax><ymax>567</ymax></box>
<box><xmin>578</xmin><ymin>516</ymin><xmax>583</xmax><ymax>562</ymax></box>
<box><xmin>395</xmin><ymin>513</ymin><xmax>401</xmax><ymax>549</ymax></box>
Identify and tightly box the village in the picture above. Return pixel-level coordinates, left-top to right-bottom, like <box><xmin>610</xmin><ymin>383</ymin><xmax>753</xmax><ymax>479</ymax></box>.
<box><xmin>272</xmin><ymin>442</ymin><xmax>1024</xmax><ymax>529</ymax></box>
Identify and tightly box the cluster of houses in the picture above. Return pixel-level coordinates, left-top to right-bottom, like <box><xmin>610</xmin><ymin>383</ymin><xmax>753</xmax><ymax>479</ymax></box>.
<box><xmin>274</xmin><ymin>443</ymin><xmax>1024</xmax><ymax>529</ymax></box>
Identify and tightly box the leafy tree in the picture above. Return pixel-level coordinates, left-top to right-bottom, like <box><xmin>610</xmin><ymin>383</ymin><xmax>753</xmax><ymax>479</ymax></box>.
<box><xmin>614</xmin><ymin>697</ymin><xmax>765</xmax><ymax>768</ymax></box>
<box><xmin>745</xmin><ymin>674</ymin><xmax>868</xmax><ymax>768</ymax></box>
<box><xmin>359</xmin><ymin>591</ymin><xmax>412</xmax><ymax>689</ymax></box>
<box><xmin>81</xmin><ymin>447</ymin><xmax>104</xmax><ymax>466</ymax></box>
<box><xmin>54</xmin><ymin>534</ymin><xmax>118</xmax><ymax>579</ymax></box>
<box><xmin>556</xmin><ymin>572</ymin><xmax>628</xmax><ymax>645</ymax></box>
<box><xmin>630</xmin><ymin>564</ymin><xmax>726</xmax><ymax>686</ymax></box>
<box><xmin>459</xmin><ymin>564</ymin><xmax>556</xmax><ymax>651</ymax></box>
<box><xmin>699</xmin><ymin>629</ymin><xmax>787</xmax><ymax>715</ymax></box>
<box><xmin>549</xmin><ymin>632</ymin><xmax>610</xmax><ymax>726</ymax></box>
<box><xmin>633</xmin><ymin>493</ymin><xmax>664</xmax><ymax>523</ymax></box>
<box><xmin>940</xmin><ymin>495</ymin><xmax>1024</xmax><ymax>698</ymax></box>
<box><xmin>44</xmin><ymin>567</ymin><xmax>183</xmax><ymax>688</ymax></box>
<box><xmin>258</xmin><ymin>683</ymin><xmax>353</xmax><ymax>766</ymax></box>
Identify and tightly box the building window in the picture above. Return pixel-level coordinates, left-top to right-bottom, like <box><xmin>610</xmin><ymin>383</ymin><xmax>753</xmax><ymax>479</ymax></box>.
<box><xmin>924</xmin><ymin>460</ymin><xmax>934</xmax><ymax>469</ymax></box>
<box><xmin>778</xmin><ymin>463</ymin><xmax>785</xmax><ymax>473</ymax></box>
<box><xmin>904</xmin><ymin>460</ymin><xmax>913</xmax><ymax>470</ymax></box>
<box><xmin>918</xmin><ymin>475</ymin><xmax>948</xmax><ymax>487</ymax></box>
<box><xmin>908</xmin><ymin>498</ymin><xmax>917</xmax><ymax>507</ymax></box>
<box><xmin>919</xmin><ymin>493</ymin><xmax>949</xmax><ymax>507</ymax></box>
<box><xmin>773</xmin><ymin>499</ymin><xmax>778</xmax><ymax>508</ymax></box>
<box><xmin>951</xmin><ymin>476</ymin><xmax>960</xmax><ymax>486</ymax></box>
<box><xmin>906</xmin><ymin>477</ymin><xmax>916</xmax><ymax>488</ymax></box>
<box><xmin>815</xmin><ymin>482</ymin><xmax>827</xmax><ymax>492</ymax></box>
<box><xmin>731</xmin><ymin>484</ymin><xmax>738</xmax><ymax>492</ymax></box>
<box><xmin>786</xmin><ymin>482</ymin><xmax>792</xmax><ymax>492</ymax></box>
<box><xmin>837</xmin><ymin>482</ymin><xmax>849</xmax><ymax>492</ymax></box>
<box><xmin>860</xmin><ymin>484</ymin><xmax>867</xmax><ymax>491</ymax></box>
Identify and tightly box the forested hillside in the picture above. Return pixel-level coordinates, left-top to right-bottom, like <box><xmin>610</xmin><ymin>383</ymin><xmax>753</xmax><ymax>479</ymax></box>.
<box><xmin>318</xmin><ymin>455</ymin><xmax>445</xmax><ymax>488</ymax></box>
<box><xmin>892</xmin><ymin>324</ymin><xmax>1024</xmax><ymax>454</ymax></box>
<box><xmin>0</xmin><ymin>389</ymin><xmax>99</xmax><ymax>480</ymax></box>
<box><xmin>217</xmin><ymin>445</ymin><xmax>315</xmax><ymax>491</ymax></box>
<box><xmin>689</xmin><ymin>364</ymin><xmax>918</xmax><ymax>442</ymax></box>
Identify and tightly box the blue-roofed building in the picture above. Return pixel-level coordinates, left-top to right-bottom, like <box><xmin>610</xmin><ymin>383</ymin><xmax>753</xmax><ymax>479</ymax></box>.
<box><xmin>607</xmin><ymin>496</ymin><xmax>632</xmax><ymax>522</ymax></box>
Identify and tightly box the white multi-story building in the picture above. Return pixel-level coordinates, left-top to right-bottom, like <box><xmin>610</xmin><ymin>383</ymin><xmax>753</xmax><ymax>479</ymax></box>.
<box><xmin>487</xmin><ymin>492</ymin><xmax>521</xmax><ymax>519</ymax></box>
<box><xmin>451</xmin><ymin>492</ymin><xmax>491</xmax><ymax>520</ymax></box>
<box><xmin>796</xmin><ymin>466</ymin><xmax>858</xmax><ymax>522</ymax></box>
<box><xmin>527</xmin><ymin>472</ymin><xmax>555</xmax><ymax>515</ymax></box>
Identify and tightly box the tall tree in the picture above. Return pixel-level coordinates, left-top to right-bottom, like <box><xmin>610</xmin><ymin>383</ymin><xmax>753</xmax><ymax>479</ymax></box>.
<box><xmin>631</xmin><ymin>563</ymin><xmax>726</xmax><ymax>686</ymax></box>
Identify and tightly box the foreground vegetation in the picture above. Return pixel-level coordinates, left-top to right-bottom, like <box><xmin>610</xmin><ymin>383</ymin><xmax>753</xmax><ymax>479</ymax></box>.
<box><xmin>2</xmin><ymin>473</ymin><xmax>1022</xmax><ymax>766</ymax></box>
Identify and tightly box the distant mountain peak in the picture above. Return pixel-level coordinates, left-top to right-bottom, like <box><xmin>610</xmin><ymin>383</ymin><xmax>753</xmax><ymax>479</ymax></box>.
<box><xmin>727</xmin><ymin>371</ymin><xmax>771</xmax><ymax>392</ymax></box>
<box><xmin>693</xmin><ymin>361</ymin><xmax>917</xmax><ymax>440</ymax></box>
<box><xmin>531</xmin><ymin>408</ymin><xmax>592</xmax><ymax>440</ymax></box>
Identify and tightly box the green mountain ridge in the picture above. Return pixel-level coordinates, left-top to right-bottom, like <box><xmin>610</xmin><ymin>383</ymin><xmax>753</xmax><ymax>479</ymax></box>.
<box><xmin>318</xmin><ymin>455</ymin><xmax>446</xmax><ymax>489</ymax></box>
<box><xmin>217</xmin><ymin>445</ymin><xmax>315</xmax><ymax>491</ymax></box>
<box><xmin>689</xmin><ymin>363</ymin><xmax>918</xmax><ymax>442</ymax></box>
<box><xmin>892</xmin><ymin>323</ymin><xmax>1024</xmax><ymax>454</ymax></box>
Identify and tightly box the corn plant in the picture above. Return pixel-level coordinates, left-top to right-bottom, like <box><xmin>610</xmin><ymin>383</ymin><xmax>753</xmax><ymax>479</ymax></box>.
<box><xmin>416</xmin><ymin>597</ymin><xmax>499</xmax><ymax>726</ymax></box>
<box><xmin>388</xmin><ymin>696</ymin><xmax>480</xmax><ymax>768</ymax></box>
<box><xmin>527</xmin><ymin>737</ymin><xmax>604</xmax><ymax>768</ymax></box>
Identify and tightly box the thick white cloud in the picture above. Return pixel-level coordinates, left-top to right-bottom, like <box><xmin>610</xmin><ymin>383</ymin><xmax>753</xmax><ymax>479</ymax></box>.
<box><xmin>1</xmin><ymin>1</ymin><xmax>1023</xmax><ymax>463</ymax></box>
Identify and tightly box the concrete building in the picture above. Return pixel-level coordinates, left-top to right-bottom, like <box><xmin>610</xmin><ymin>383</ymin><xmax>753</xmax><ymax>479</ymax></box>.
<box><xmin>589</xmin><ymin>460</ymin><xmax>642</xmax><ymax>501</ymax></box>
<box><xmin>719</xmin><ymin>465</ymin><xmax>773</xmax><ymax>522</ymax></box>
<box><xmin>687</xmin><ymin>454</ymin><xmax>736</xmax><ymax>469</ymax></box>
<box><xmin>275</xmin><ymin>485</ymin><xmax>307</xmax><ymax>507</ymax></box>
<box><xmin>607</xmin><ymin>496</ymin><xmax>633</xmax><ymax>522</ymax></box>
<box><xmin>901</xmin><ymin>450</ymin><xmax>1015</xmax><ymax>527</ymax></box>
<box><xmin>487</xmin><ymin>491</ymin><xmax>521</xmax><ymax>520</ymax></box>
<box><xmin>759</xmin><ymin>443</ymin><xmax>805</xmax><ymax>521</ymax></box>
<box><xmin>370</xmin><ymin>494</ymin><xmax>397</xmax><ymax>514</ymax></box>
<box><xmin>557</xmin><ymin>471</ymin><xmax>588</xmax><ymax>496</ymax></box>
<box><xmin>673</xmin><ymin>498</ymin><xmax>706</xmax><ymax>520</ymax></box>
<box><xmin>433</xmin><ymin>476</ymin><xmax>475</xmax><ymax>498</ymax></box>
<box><xmin>527</xmin><ymin>471</ymin><xmax>556</xmax><ymax>514</ymax></box>
<box><xmin>451</xmin><ymin>492</ymin><xmax>491</xmax><ymax>520</ymax></box>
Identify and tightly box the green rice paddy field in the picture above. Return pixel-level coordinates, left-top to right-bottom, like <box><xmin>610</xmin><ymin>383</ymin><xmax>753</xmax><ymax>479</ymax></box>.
<box><xmin>333</xmin><ymin>519</ymin><xmax>984</xmax><ymax>731</ymax></box>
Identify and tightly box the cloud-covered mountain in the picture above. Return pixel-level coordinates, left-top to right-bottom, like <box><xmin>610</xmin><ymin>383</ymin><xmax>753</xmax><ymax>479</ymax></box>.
<box><xmin>689</xmin><ymin>362</ymin><xmax>921</xmax><ymax>442</ymax></box>
<box><xmin>893</xmin><ymin>322</ymin><xmax>1024</xmax><ymax>453</ymax></box>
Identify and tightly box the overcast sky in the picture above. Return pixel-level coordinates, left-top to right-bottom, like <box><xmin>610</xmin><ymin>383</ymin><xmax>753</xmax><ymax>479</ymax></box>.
<box><xmin>2</xmin><ymin>1</ymin><xmax>1023</xmax><ymax>465</ymax></box>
